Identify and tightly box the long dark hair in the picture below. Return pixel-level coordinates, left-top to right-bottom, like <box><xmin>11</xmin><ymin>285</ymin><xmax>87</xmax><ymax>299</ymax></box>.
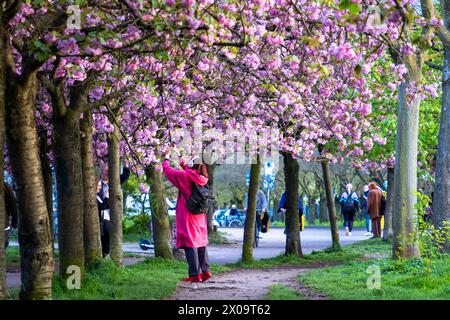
<box><xmin>192</xmin><ymin>163</ymin><xmax>208</xmax><ymax>178</ymax></box>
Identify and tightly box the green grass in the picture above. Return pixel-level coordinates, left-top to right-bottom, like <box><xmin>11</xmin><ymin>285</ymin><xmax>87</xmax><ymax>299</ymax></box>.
<box><xmin>51</xmin><ymin>258</ymin><xmax>230</xmax><ymax>300</ymax></box>
<box><xmin>266</xmin><ymin>284</ymin><xmax>305</xmax><ymax>300</ymax></box>
<box><xmin>299</xmin><ymin>254</ymin><xmax>450</xmax><ymax>300</ymax></box>
<box><xmin>229</xmin><ymin>238</ymin><xmax>390</xmax><ymax>269</ymax></box>
<box><xmin>6</xmin><ymin>246</ymin><xmax>21</xmax><ymax>267</ymax></box>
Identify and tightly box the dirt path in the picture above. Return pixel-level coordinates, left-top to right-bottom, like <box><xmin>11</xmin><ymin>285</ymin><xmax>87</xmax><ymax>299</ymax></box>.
<box><xmin>168</xmin><ymin>266</ymin><xmax>328</xmax><ymax>300</ymax></box>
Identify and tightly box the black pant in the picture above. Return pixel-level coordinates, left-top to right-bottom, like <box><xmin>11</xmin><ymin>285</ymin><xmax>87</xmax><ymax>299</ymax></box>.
<box><xmin>343</xmin><ymin>209</ymin><xmax>356</xmax><ymax>232</ymax></box>
<box><xmin>183</xmin><ymin>246</ymin><xmax>210</xmax><ymax>277</ymax></box>
<box><xmin>101</xmin><ymin>220</ymin><xmax>111</xmax><ymax>257</ymax></box>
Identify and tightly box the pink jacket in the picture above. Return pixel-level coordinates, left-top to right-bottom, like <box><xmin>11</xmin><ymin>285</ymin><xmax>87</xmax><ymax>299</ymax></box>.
<box><xmin>162</xmin><ymin>159</ymin><xmax>209</xmax><ymax>249</ymax></box>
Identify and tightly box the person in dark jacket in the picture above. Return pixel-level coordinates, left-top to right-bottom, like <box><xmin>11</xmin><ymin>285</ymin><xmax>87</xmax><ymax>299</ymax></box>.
<box><xmin>339</xmin><ymin>183</ymin><xmax>359</xmax><ymax>236</ymax></box>
<box><xmin>3</xmin><ymin>182</ymin><xmax>18</xmax><ymax>249</ymax></box>
<box><xmin>361</xmin><ymin>185</ymin><xmax>372</xmax><ymax>236</ymax></box>
<box><xmin>278</xmin><ymin>192</ymin><xmax>304</xmax><ymax>233</ymax></box>
<box><xmin>97</xmin><ymin>165</ymin><xmax>130</xmax><ymax>257</ymax></box>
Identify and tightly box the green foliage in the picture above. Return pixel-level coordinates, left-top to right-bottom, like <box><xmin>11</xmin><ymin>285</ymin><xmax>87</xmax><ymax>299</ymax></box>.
<box><xmin>338</xmin><ymin>0</ymin><xmax>360</xmax><ymax>15</ymax></box>
<box><xmin>123</xmin><ymin>214</ymin><xmax>151</xmax><ymax>236</ymax></box>
<box><xmin>416</xmin><ymin>193</ymin><xmax>450</xmax><ymax>274</ymax></box>
<box><xmin>266</xmin><ymin>285</ymin><xmax>305</xmax><ymax>300</ymax></box>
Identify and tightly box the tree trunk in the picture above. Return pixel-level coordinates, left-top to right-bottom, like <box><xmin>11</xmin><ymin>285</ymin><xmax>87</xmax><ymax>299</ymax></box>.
<box><xmin>283</xmin><ymin>152</ymin><xmax>302</xmax><ymax>256</ymax></box>
<box><xmin>145</xmin><ymin>165</ymin><xmax>173</xmax><ymax>259</ymax></box>
<box><xmin>308</xmin><ymin>196</ymin><xmax>316</xmax><ymax>225</ymax></box>
<box><xmin>54</xmin><ymin>108</ymin><xmax>85</xmax><ymax>276</ymax></box>
<box><xmin>5</xmin><ymin>74</ymin><xmax>54</xmax><ymax>299</ymax></box>
<box><xmin>108</xmin><ymin>125</ymin><xmax>123</xmax><ymax>265</ymax></box>
<box><xmin>39</xmin><ymin>132</ymin><xmax>54</xmax><ymax>251</ymax></box>
<box><xmin>321</xmin><ymin>159</ymin><xmax>341</xmax><ymax>251</ymax></box>
<box><xmin>320</xmin><ymin>193</ymin><xmax>328</xmax><ymax>223</ymax></box>
<box><xmin>392</xmin><ymin>60</ymin><xmax>421</xmax><ymax>259</ymax></box>
<box><xmin>80</xmin><ymin>110</ymin><xmax>102</xmax><ymax>266</ymax></box>
<box><xmin>383</xmin><ymin>166</ymin><xmax>395</xmax><ymax>242</ymax></box>
<box><xmin>433</xmin><ymin>44</ymin><xmax>450</xmax><ymax>252</ymax></box>
<box><xmin>242</xmin><ymin>156</ymin><xmax>261</xmax><ymax>263</ymax></box>
<box><xmin>205</xmin><ymin>163</ymin><xmax>216</xmax><ymax>235</ymax></box>
<box><xmin>0</xmin><ymin>15</ymin><xmax>6</xmax><ymax>299</ymax></box>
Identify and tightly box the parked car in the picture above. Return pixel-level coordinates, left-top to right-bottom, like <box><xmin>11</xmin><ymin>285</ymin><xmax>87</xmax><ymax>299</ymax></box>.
<box><xmin>213</xmin><ymin>209</ymin><xmax>227</xmax><ymax>227</ymax></box>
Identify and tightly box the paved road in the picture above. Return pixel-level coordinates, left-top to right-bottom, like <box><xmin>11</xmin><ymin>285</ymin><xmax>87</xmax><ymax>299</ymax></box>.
<box><xmin>122</xmin><ymin>226</ymin><xmax>370</xmax><ymax>264</ymax></box>
<box><xmin>7</xmin><ymin>226</ymin><xmax>368</xmax><ymax>288</ymax></box>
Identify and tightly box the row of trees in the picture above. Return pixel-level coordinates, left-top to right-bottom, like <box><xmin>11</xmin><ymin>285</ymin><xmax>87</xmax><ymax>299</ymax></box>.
<box><xmin>0</xmin><ymin>0</ymin><xmax>448</xmax><ymax>300</ymax></box>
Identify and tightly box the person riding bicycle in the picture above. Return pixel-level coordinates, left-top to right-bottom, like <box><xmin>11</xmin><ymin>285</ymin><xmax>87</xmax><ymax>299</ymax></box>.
<box><xmin>245</xmin><ymin>189</ymin><xmax>268</xmax><ymax>233</ymax></box>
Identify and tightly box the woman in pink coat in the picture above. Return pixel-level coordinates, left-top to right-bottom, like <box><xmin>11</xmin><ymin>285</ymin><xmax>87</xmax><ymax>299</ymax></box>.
<box><xmin>162</xmin><ymin>148</ymin><xmax>212</xmax><ymax>282</ymax></box>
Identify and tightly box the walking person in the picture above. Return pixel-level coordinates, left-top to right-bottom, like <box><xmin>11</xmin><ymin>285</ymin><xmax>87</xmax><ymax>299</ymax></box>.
<box><xmin>339</xmin><ymin>183</ymin><xmax>359</xmax><ymax>236</ymax></box>
<box><xmin>367</xmin><ymin>182</ymin><xmax>382</xmax><ymax>238</ymax></box>
<box><xmin>162</xmin><ymin>148</ymin><xmax>212</xmax><ymax>283</ymax></box>
<box><xmin>3</xmin><ymin>182</ymin><xmax>18</xmax><ymax>249</ymax></box>
<box><xmin>361</xmin><ymin>185</ymin><xmax>372</xmax><ymax>236</ymax></box>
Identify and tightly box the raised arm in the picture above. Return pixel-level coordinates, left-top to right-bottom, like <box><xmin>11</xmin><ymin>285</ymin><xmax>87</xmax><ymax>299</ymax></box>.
<box><xmin>162</xmin><ymin>160</ymin><xmax>187</xmax><ymax>190</ymax></box>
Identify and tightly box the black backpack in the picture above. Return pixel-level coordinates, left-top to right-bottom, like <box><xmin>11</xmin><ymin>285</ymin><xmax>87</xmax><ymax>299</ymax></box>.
<box><xmin>186</xmin><ymin>182</ymin><xmax>213</xmax><ymax>215</ymax></box>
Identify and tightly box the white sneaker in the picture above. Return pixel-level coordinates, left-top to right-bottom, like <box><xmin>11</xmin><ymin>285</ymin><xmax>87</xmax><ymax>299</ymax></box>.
<box><xmin>349</xmin><ymin>232</ymin><xmax>352</xmax><ymax>236</ymax></box>
<box><xmin>345</xmin><ymin>227</ymin><xmax>349</xmax><ymax>236</ymax></box>
<box><xmin>364</xmin><ymin>232</ymin><xmax>371</xmax><ymax>236</ymax></box>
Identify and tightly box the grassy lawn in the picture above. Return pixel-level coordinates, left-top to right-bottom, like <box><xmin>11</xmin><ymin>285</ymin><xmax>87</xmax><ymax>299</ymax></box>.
<box><xmin>229</xmin><ymin>238</ymin><xmax>390</xmax><ymax>269</ymax></box>
<box><xmin>266</xmin><ymin>284</ymin><xmax>305</xmax><ymax>300</ymax></box>
<box><xmin>123</xmin><ymin>233</ymin><xmax>151</xmax><ymax>243</ymax></box>
<box><xmin>50</xmin><ymin>259</ymin><xmax>230</xmax><ymax>300</ymax></box>
<box><xmin>6</xmin><ymin>246</ymin><xmax>21</xmax><ymax>267</ymax></box>
<box><xmin>300</xmin><ymin>254</ymin><xmax>450</xmax><ymax>300</ymax></box>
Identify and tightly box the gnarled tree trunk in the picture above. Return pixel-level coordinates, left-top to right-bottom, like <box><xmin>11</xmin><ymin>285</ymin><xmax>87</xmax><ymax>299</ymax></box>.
<box><xmin>242</xmin><ymin>156</ymin><xmax>261</xmax><ymax>263</ymax></box>
<box><xmin>205</xmin><ymin>163</ymin><xmax>216</xmax><ymax>235</ymax></box>
<box><xmin>5</xmin><ymin>74</ymin><xmax>54</xmax><ymax>299</ymax></box>
<box><xmin>308</xmin><ymin>196</ymin><xmax>315</xmax><ymax>225</ymax></box>
<box><xmin>145</xmin><ymin>165</ymin><xmax>173</xmax><ymax>259</ymax></box>
<box><xmin>433</xmin><ymin>43</ymin><xmax>450</xmax><ymax>252</ymax></box>
<box><xmin>392</xmin><ymin>59</ymin><xmax>421</xmax><ymax>259</ymax></box>
<box><xmin>0</xmin><ymin>11</ymin><xmax>6</xmax><ymax>299</ymax></box>
<box><xmin>321</xmin><ymin>159</ymin><xmax>341</xmax><ymax>251</ymax></box>
<box><xmin>54</xmin><ymin>108</ymin><xmax>85</xmax><ymax>276</ymax></box>
<box><xmin>108</xmin><ymin>125</ymin><xmax>123</xmax><ymax>266</ymax></box>
<box><xmin>283</xmin><ymin>152</ymin><xmax>302</xmax><ymax>256</ymax></box>
<box><xmin>383</xmin><ymin>167</ymin><xmax>395</xmax><ymax>242</ymax></box>
<box><xmin>39</xmin><ymin>132</ymin><xmax>54</xmax><ymax>252</ymax></box>
<box><xmin>80</xmin><ymin>110</ymin><xmax>102</xmax><ymax>266</ymax></box>
<box><xmin>320</xmin><ymin>193</ymin><xmax>328</xmax><ymax>223</ymax></box>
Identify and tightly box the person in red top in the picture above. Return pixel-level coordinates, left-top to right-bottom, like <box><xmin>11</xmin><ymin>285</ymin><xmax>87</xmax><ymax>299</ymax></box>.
<box><xmin>162</xmin><ymin>147</ymin><xmax>212</xmax><ymax>283</ymax></box>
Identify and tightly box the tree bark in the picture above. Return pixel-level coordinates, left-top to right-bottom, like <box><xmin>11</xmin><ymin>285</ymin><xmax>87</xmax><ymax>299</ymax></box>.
<box><xmin>283</xmin><ymin>152</ymin><xmax>302</xmax><ymax>256</ymax></box>
<box><xmin>145</xmin><ymin>165</ymin><xmax>173</xmax><ymax>259</ymax></box>
<box><xmin>320</xmin><ymin>193</ymin><xmax>328</xmax><ymax>223</ymax></box>
<box><xmin>0</xmin><ymin>10</ymin><xmax>6</xmax><ymax>299</ymax></box>
<box><xmin>54</xmin><ymin>108</ymin><xmax>85</xmax><ymax>276</ymax></box>
<box><xmin>39</xmin><ymin>132</ymin><xmax>54</xmax><ymax>252</ymax></box>
<box><xmin>205</xmin><ymin>163</ymin><xmax>216</xmax><ymax>235</ymax></box>
<box><xmin>5</xmin><ymin>74</ymin><xmax>54</xmax><ymax>299</ymax></box>
<box><xmin>321</xmin><ymin>159</ymin><xmax>341</xmax><ymax>251</ymax></box>
<box><xmin>242</xmin><ymin>156</ymin><xmax>261</xmax><ymax>263</ymax></box>
<box><xmin>308</xmin><ymin>196</ymin><xmax>316</xmax><ymax>225</ymax></box>
<box><xmin>108</xmin><ymin>125</ymin><xmax>123</xmax><ymax>266</ymax></box>
<box><xmin>80</xmin><ymin>110</ymin><xmax>102</xmax><ymax>266</ymax></box>
<box><xmin>392</xmin><ymin>59</ymin><xmax>421</xmax><ymax>259</ymax></box>
<box><xmin>383</xmin><ymin>166</ymin><xmax>395</xmax><ymax>242</ymax></box>
<box><xmin>433</xmin><ymin>44</ymin><xmax>450</xmax><ymax>252</ymax></box>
